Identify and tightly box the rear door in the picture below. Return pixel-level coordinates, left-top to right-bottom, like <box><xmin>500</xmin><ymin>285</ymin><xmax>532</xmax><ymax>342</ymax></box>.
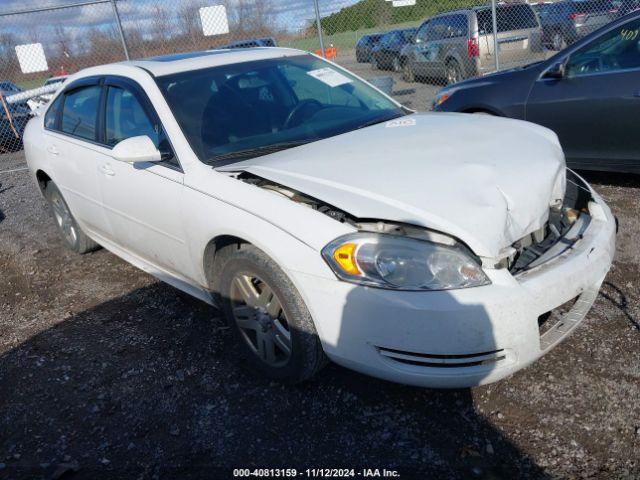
<box><xmin>43</xmin><ymin>79</ymin><xmax>111</xmax><ymax>238</ymax></box>
<box><xmin>433</xmin><ymin>14</ymin><xmax>471</xmax><ymax>76</ymax></box>
<box><xmin>410</xmin><ymin>21</ymin><xmax>433</xmax><ymax>77</ymax></box>
<box><xmin>526</xmin><ymin>17</ymin><xmax>640</xmax><ymax>170</ymax></box>
<box><xmin>416</xmin><ymin>16</ymin><xmax>453</xmax><ymax>78</ymax></box>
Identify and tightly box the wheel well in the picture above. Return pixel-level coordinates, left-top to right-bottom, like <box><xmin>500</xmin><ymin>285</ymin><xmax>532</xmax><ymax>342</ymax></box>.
<box><xmin>445</xmin><ymin>57</ymin><xmax>458</xmax><ymax>67</ymax></box>
<box><xmin>203</xmin><ymin>235</ymin><xmax>249</xmax><ymax>291</ymax></box>
<box><xmin>36</xmin><ymin>170</ymin><xmax>51</xmax><ymax>193</ymax></box>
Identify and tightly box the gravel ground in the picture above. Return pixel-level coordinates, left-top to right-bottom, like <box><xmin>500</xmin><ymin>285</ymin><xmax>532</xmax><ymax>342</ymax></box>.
<box><xmin>1</xmin><ymin>147</ymin><xmax>640</xmax><ymax>480</ymax></box>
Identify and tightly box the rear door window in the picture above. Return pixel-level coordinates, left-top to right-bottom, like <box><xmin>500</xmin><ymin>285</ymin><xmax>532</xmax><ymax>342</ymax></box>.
<box><xmin>426</xmin><ymin>17</ymin><xmax>452</xmax><ymax>41</ymax></box>
<box><xmin>444</xmin><ymin>14</ymin><xmax>469</xmax><ymax>38</ymax></box>
<box><xmin>44</xmin><ymin>95</ymin><xmax>63</xmax><ymax>130</ymax></box>
<box><xmin>61</xmin><ymin>85</ymin><xmax>101</xmax><ymax>141</ymax></box>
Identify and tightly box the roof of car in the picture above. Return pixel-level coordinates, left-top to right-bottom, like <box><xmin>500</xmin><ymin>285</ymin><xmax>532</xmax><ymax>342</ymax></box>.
<box><xmin>125</xmin><ymin>47</ymin><xmax>308</xmax><ymax>77</ymax></box>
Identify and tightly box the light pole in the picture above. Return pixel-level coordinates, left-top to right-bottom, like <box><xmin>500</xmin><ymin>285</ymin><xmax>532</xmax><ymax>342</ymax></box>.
<box><xmin>313</xmin><ymin>0</ymin><xmax>326</xmax><ymax>58</ymax></box>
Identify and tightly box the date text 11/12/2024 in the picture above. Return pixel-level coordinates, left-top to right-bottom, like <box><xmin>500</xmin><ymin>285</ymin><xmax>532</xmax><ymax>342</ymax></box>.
<box><xmin>232</xmin><ymin>468</ymin><xmax>401</xmax><ymax>477</ymax></box>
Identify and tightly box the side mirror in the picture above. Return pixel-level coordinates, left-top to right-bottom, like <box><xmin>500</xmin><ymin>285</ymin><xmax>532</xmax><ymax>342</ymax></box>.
<box><xmin>544</xmin><ymin>61</ymin><xmax>566</xmax><ymax>79</ymax></box>
<box><xmin>111</xmin><ymin>135</ymin><xmax>162</xmax><ymax>163</ymax></box>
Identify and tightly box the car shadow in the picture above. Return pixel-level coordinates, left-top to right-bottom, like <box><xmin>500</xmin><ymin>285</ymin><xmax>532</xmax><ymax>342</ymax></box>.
<box><xmin>0</xmin><ymin>282</ymin><xmax>549</xmax><ymax>479</ymax></box>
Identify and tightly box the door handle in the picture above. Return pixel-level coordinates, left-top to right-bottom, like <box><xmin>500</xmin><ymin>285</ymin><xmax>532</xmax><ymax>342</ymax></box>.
<box><xmin>633</xmin><ymin>91</ymin><xmax>640</xmax><ymax>98</ymax></box>
<box><xmin>47</xmin><ymin>145</ymin><xmax>59</xmax><ymax>156</ymax></box>
<box><xmin>99</xmin><ymin>164</ymin><xmax>115</xmax><ymax>177</ymax></box>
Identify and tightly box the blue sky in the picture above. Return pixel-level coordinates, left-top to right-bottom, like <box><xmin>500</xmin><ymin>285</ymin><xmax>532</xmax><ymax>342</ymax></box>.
<box><xmin>0</xmin><ymin>0</ymin><xmax>359</xmax><ymax>28</ymax></box>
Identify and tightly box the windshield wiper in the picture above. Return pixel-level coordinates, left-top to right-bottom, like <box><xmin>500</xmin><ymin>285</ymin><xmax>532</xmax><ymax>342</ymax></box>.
<box><xmin>356</xmin><ymin>112</ymin><xmax>406</xmax><ymax>130</ymax></box>
<box><xmin>208</xmin><ymin>140</ymin><xmax>314</xmax><ymax>165</ymax></box>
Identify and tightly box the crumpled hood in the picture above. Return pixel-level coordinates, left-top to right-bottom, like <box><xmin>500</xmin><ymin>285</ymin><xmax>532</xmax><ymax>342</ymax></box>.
<box><xmin>219</xmin><ymin>113</ymin><xmax>566</xmax><ymax>258</ymax></box>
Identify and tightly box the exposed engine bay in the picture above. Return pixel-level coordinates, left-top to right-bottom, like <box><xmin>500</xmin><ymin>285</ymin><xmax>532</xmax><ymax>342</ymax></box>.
<box><xmin>236</xmin><ymin>170</ymin><xmax>594</xmax><ymax>275</ymax></box>
<box><xmin>506</xmin><ymin>170</ymin><xmax>593</xmax><ymax>274</ymax></box>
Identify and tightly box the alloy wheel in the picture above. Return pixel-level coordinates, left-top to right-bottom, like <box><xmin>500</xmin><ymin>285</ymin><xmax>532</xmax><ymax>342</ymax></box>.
<box><xmin>552</xmin><ymin>33</ymin><xmax>565</xmax><ymax>51</ymax></box>
<box><xmin>50</xmin><ymin>190</ymin><xmax>78</xmax><ymax>246</ymax></box>
<box><xmin>446</xmin><ymin>62</ymin><xmax>460</xmax><ymax>85</ymax></box>
<box><xmin>230</xmin><ymin>273</ymin><xmax>292</xmax><ymax>367</ymax></box>
<box><xmin>403</xmin><ymin>62</ymin><xmax>415</xmax><ymax>82</ymax></box>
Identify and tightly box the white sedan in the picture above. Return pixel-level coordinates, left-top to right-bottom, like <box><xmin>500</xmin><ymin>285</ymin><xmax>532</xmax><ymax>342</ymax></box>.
<box><xmin>23</xmin><ymin>48</ymin><xmax>616</xmax><ymax>388</ymax></box>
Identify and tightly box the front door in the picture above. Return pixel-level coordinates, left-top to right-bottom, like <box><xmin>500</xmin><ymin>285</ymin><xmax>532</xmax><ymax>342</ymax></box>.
<box><xmin>96</xmin><ymin>79</ymin><xmax>192</xmax><ymax>279</ymax></box>
<box><xmin>526</xmin><ymin>17</ymin><xmax>640</xmax><ymax>170</ymax></box>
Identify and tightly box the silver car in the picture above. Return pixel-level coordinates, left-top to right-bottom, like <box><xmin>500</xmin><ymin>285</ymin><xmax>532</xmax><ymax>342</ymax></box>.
<box><xmin>400</xmin><ymin>3</ymin><xmax>546</xmax><ymax>84</ymax></box>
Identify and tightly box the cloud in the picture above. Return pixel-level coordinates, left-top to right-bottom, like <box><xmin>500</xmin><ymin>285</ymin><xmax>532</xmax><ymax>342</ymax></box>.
<box><xmin>0</xmin><ymin>0</ymin><xmax>362</xmax><ymax>57</ymax></box>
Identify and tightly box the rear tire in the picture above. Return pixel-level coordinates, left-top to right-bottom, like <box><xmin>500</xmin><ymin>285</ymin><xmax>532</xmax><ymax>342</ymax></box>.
<box><xmin>551</xmin><ymin>32</ymin><xmax>567</xmax><ymax>51</ymax></box>
<box><xmin>392</xmin><ymin>57</ymin><xmax>401</xmax><ymax>73</ymax></box>
<box><xmin>216</xmin><ymin>243</ymin><xmax>328</xmax><ymax>384</ymax></box>
<box><xmin>44</xmin><ymin>181</ymin><xmax>100</xmax><ymax>254</ymax></box>
<box><xmin>445</xmin><ymin>59</ymin><xmax>462</xmax><ymax>85</ymax></box>
<box><xmin>402</xmin><ymin>61</ymin><xmax>415</xmax><ymax>82</ymax></box>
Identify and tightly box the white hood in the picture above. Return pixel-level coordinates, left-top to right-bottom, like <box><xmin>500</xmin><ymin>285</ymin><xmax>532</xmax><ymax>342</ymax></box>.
<box><xmin>219</xmin><ymin>113</ymin><xmax>566</xmax><ymax>258</ymax></box>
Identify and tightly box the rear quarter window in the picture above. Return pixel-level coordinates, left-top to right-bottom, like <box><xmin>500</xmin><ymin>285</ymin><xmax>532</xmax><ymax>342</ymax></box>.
<box><xmin>44</xmin><ymin>95</ymin><xmax>63</xmax><ymax>130</ymax></box>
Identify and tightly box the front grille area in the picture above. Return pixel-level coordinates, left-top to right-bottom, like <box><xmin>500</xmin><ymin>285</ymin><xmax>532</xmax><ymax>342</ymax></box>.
<box><xmin>377</xmin><ymin>346</ymin><xmax>506</xmax><ymax>369</ymax></box>
<box><xmin>538</xmin><ymin>297</ymin><xmax>580</xmax><ymax>337</ymax></box>
<box><xmin>538</xmin><ymin>287</ymin><xmax>599</xmax><ymax>350</ymax></box>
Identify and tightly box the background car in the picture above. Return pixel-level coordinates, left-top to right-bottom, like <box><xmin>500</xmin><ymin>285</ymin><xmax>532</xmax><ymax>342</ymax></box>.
<box><xmin>0</xmin><ymin>103</ymin><xmax>31</xmax><ymax>153</ymax></box>
<box><xmin>0</xmin><ymin>81</ymin><xmax>22</xmax><ymax>96</ymax></box>
<box><xmin>213</xmin><ymin>37</ymin><xmax>278</xmax><ymax>49</ymax></box>
<box><xmin>400</xmin><ymin>3</ymin><xmax>545</xmax><ymax>84</ymax></box>
<box><xmin>538</xmin><ymin>0</ymin><xmax>617</xmax><ymax>50</ymax></box>
<box><xmin>356</xmin><ymin>33</ymin><xmax>384</xmax><ymax>63</ymax></box>
<box><xmin>26</xmin><ymin>75</ymin><xmax>68</xmax><ymax>112</ymax></box>
<box><xmin>433</xmin><ymin>11</ymin><xmax>640</xmax><ymax>173</ymax></box>
<box><xmin>613</xmin><ymin>0</ymin><xmax>640</xmax><ymax>15</ymax></box>
<box><xmin>0</xmin><ymin>80</ymin><xmax>31</xmax><ymax>152</ymax></box>
<box><xmin>369</xmin><ymin>28</ymin><xmax>416</xmax><ymax>71</ymax></box>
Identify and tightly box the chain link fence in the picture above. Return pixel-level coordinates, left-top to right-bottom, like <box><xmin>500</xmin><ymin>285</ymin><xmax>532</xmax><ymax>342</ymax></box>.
<box><xmin>0</xmin><ymin>0</ymin><xmax>631</xmax><ymax>160</ymax></box>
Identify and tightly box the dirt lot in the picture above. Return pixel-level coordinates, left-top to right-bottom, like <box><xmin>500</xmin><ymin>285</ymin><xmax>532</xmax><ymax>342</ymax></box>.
<box><xmin>1</xmin><ymin>144</ymin><xmax>640</xmax><ymax>480</ymax></box>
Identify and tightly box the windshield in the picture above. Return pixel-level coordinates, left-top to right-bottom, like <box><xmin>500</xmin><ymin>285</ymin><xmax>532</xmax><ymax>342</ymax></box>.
<box><xmin>156</xmin><ymin>54</ymin><xmax>405</xmax><ymax>165</ymax></box>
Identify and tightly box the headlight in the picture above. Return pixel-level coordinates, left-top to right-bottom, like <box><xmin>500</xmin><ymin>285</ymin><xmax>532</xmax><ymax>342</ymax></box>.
<box><xmin>321</xmin><ymin>233</ymin><xmax>490</xmax><ymax>291</ymax></box>
<box><xmin>433</xmin><ymin>91</ymin><xmax>452</xmax><ymax>108</ymax></box>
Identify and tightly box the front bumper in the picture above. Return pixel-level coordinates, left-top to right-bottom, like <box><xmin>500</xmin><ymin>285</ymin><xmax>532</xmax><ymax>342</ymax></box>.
<box><xmin>291</xmin><ymin>191</ymin><xmax>616</xmax><ymax>388</ymax></box>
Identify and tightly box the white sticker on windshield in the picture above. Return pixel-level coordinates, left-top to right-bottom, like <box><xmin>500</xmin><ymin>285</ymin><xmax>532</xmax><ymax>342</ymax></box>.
<box><xmin>307</xmin><ymin>68</ymin><xmax>352</xmax><ymax>87</ymax></box>
<box><xmin>386</xmin><ymin>118</ymin><xmax>416</xmax><ymax>128</ymax></box>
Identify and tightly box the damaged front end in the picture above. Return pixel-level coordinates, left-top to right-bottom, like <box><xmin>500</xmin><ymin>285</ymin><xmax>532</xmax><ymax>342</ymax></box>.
<box><xmin>506</xmin><ymin>170</ymin><xmax>595</xmax><ymax>275</ymax></box>
<box><xmin>234</xmin><ymin>170</ymin><xmax>598</xmax><ymax>278</ymax></box>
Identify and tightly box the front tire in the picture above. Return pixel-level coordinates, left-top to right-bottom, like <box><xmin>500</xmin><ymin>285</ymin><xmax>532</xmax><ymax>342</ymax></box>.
<box><xmin>217</xmin><ymin>243</ymin><xmax>328</xmax><ymax>384</ymax></box>
<box><xmin>44</xmin><ymin>181</ymin><xmax>100</xmax><ymax>254</ymax></box>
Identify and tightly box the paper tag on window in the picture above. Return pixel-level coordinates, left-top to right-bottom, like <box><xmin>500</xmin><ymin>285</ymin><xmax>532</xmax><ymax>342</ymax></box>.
<box><xmin>307</xmin><ymin>68</ymin><xmax>352</xmax><ymax>87</ymax></box>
